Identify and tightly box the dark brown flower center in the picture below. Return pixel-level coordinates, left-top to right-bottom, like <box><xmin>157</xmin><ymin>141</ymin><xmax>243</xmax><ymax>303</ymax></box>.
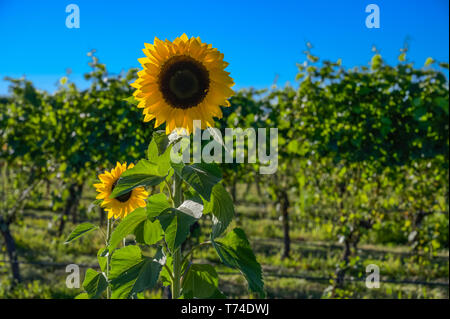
<box><xmin>159</xmin><ymin>55</ymin><xmax>210</xmax><ymax>109</ymax></box>
<box><xmin>111</xmin><ymin>181</ymin><xmax>132</xmax><ymax>203</ymax></box>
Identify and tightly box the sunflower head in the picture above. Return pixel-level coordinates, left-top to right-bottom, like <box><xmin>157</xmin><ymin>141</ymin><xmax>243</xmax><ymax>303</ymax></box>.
<box><xmin>94</xmin><ymin>162</ymin><xmax>148</xmax><ymax>219</ymax></box>
<box><xmin>131</xmin><ymin>34</ymin><xmax>234</xmax><ymax>134</ymax></box>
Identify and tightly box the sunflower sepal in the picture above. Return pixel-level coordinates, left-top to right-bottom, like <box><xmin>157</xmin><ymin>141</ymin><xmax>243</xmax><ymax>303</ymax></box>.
<box><xmin>91</xmin><ymin>198</ymin><xmax>103</xmax><ymax>207</ymax></box>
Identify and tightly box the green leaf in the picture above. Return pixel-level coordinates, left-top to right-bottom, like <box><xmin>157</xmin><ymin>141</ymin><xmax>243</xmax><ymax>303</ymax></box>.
<box><xmin>182</xmin><ymin>264</ymin><xmax>219</xmax><ymax>298</ymax></box>
<box><xmin>91</xmin><ymin>199</ymin><xmax>103</xmax><ymax>207</ymax></box>
<box><xmin>147</xmin><ymin>139</ymin><xmax>160</xmax><ymax>162</ymax></box>
<box><xmin>287</xmin><ymin>140</ymin><xmax>299</xmax><ymax>154</ymax></box>
<box><xmin>212</xmin><ymin>228</ymin><xmax>265</xmax><ymax>297</ymax></box>
<box><xmin>109</xmin><ymin>245</ymin><xmax>163</xmax><ymax>299</ymax></box>
<box><xmin>123</xmin><ymin>96</ymin><xmax>139</xmax><ymax>105</ymax></box>
<box><xmin>110</xmin><ymin>245</ymin><xmax>142</xmax><ymax>276</ymax></box>
<box><xmin>147</xmin><ymin>193</ymin><xmax>171</xmax><ymax>218</ymax></box>
<box><xmin>134</xmin><ymin>219</ymin><xmax>164</xmax><ymax>245</ymax></box>
<box><xmin>83</xmin><ymin>268</ymin><xmax>108</xmax><ymax>299</ymax></box>
<box><xmin>413</xmin><ymin>106</ymin><xmax>426</xmax><ymax>119</ymax></box>
<box><xmin>171</xmin><ymin>162</ymin><xmax>222</xmax><ymax>201</ymax></box>
<box><xmin>74</xmin><ymin>293</ymin><xmax>89</xmax><ymax>299</ymax></box>
<box><xmin>148</xmin><ymin>131</ymin><xmax>170</xmax><ymax>161</ymax></box>
<box><xmin>424</xmin><ymin>57</ymin><xmax>434</xmax><ymax>67</ymax></box>
<box><xmin>152</xmin><ymin>131</ymin><xmax>170</xmax><ymax>156</ymax></box>
<box><xmin>159</xmin><ymin>255</ymin><xmax>173</xmax><ymax>287</ymax></box>
<box><xmin>204</xmin><ymin>183</ymin><xmax>234</xmax><ymax>239</ymax></box>
<box><xmin>412</xmin><ymin>97</ymin><xmax>422</xmax><ymax>107</ymax></box>
<box><xmin>434</xmin><ymin>97</ymin><xmax>449</xmax><ymax>115</ymax></box>
<box><xmin>64</xmin><ymin>222</ymin><xmax>98</xmax><ymax>244</ymax></box>
<box><xmin>183</xmin><ymin>190</ymin><xmax>204</xmax><ymax>206</ymax></box>
<box><xmin>371</xmin><ymin>54</ymin><xmax>382</xmax><ymax>70</ymax></box>
<box><xmin>109</xmin><ymin>208</ymin><xmax>148</xmax><ymax>252</ymax></box>
<box><xmin>158</xmin><ymin>208</ymin><xmax>199</xmax><ymax>252</ymax></box>
<box><xmin>110</xmin><ymin>159</ymin><xmax>168</xmax><ymax>198</ymax></box>
<box><xmin>154</xmin><ymin>152</ymin><xmax>173</xmax><ymax>176</ymax></box>
<box><xmin>97</xmin><ymin>247</ymin><xmax>108</xmax><ymax>273</ymax></box>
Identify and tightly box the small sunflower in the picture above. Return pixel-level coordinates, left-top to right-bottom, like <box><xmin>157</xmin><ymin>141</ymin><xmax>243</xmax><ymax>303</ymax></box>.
<box><xmin>131</xmin><ymin>33</ymin><xmax>234</xmax><ymax>134</ymax></box>
<box><xmin>94</xmin><ymin>162</ymin><xmax>148</xmax><ymax>219</ymax></box>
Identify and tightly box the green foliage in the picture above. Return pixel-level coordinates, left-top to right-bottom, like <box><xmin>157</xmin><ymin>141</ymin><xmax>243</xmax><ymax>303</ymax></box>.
<box><xmin>2</xmin><ymin>47</ymin><xmax>447</xmax><ymax>300</ymax></box>
<box><xmin>108</xmin><ymin>208</ymin><xmax>148</xmax><ymax>251</ymax></box>
<box><xmin>62</xmin><ymin>129</ymin><xmax>263</xmax><ymax>299</ymax></box>
<box><xmin>64</xmin><ymin>222</ymin><xmax>98</xmax><ymax>244</ymax></box>
<box><xmin>182</xmin><ymin>264</ymin><xmax>221</xmax><ymax>298</ymax></box>
<box><xmin>213</xmin><ymin>228</ymin><xmax>265</xmax><ymax>297</ymax></box>
<box><xmin>215</xmin><ymin>47</ymin><xmax>448</xmax><ymax>297</ymax></box>
<box><xmin>109</xmin><ymin>160</ymin><xmax>168</xmax><ymax>199</ymax></box>
<box><xmin>146</xmin><ymin>193</ymin><xmax>172</xmax><ymax>217</ymax></box>
<box><xmin>296</xmin><ymin>50</ymin><xmax>449</xmax><ymax>166</ymax></box>
<box><xmin>204</xmin><ymin>183</ymin><xmax>235</xmax><ymax>239</ymax></box>
<box><xmin>83</xmin><ymin>268</ymin><xmax>108</xmax><ymax>299</ymax></box>
<box><xmin>134</xmin><ymin>219</ymin><xmax>164</xmax><ymax>246</ymax></box>
<box><xmin>171</xmin><ymin>162</ymin><xmax>222</xmax><ymax>201</ymax></box>
<box><xmin>109</xmin><ymin>245</ymin><xmax>163</xmax><ymax>299</ymax></box>
<box><xmin>158</xmin><ymin>207</ymin><xmax>200</xmax><ymax>253</ymax></box>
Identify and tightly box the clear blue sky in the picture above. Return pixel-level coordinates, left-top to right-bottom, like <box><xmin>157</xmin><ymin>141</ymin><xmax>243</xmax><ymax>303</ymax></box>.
<box><xmin>0</xmin><ymin>0</ymin><xmax>448</xmax><ymax>95</ymax></box>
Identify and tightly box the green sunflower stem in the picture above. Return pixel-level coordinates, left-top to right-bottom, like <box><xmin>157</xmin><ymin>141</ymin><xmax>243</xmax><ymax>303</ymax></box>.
<box><xmin>106</xmin><ymin>217</ymin><xmax>112</xmax><ymax>299</ymax></box>
<box><xmin>172</xmin><ymin>247</ymin><xmax>182</xmax><ymax>299</ymax></box>
<box><xmin>173</xmin><ymin>172</ymin><xmax>182</xmax><ymax>207</ymax></box>
<box><xmin>171</xmin><ymin>173</ymin><xmax>183</xmax><ymax>299</ymax></box>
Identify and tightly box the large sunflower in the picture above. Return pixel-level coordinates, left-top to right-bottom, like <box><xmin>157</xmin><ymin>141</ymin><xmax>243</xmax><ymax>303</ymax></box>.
<box><xmin>94</xmin><ymin>162</ymin><xmax>148</xmax><ymax>219</ymax></box>
<box><xmin>131</xmin><ymin>34</ymin><xmax>234</xmax><ymax>134</ymax></box>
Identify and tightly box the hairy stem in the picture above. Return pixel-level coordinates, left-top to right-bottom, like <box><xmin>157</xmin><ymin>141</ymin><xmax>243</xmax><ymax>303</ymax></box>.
<box><xmin>106</xmin><ymin>217</ymin><xmax>112</xmax><ymax>299</ymax></box>
<box><xmin>171</xmin><ymin>173</ymin><xmax>183</xmax><ymax>299</ymax></box>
